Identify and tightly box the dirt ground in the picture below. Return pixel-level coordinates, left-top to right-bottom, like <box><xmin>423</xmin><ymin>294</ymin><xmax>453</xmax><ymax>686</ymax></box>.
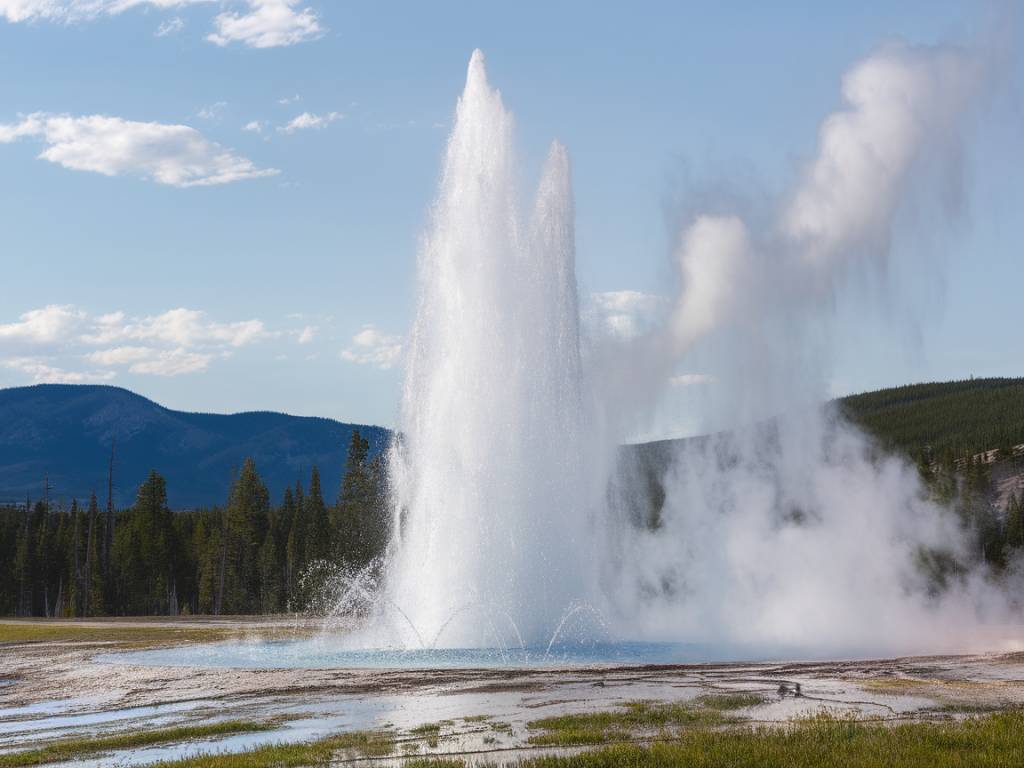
<box><xmin>3</xmin><ymin>618</ymin><xmax>1024</xmax><ymax>766</ymax></box>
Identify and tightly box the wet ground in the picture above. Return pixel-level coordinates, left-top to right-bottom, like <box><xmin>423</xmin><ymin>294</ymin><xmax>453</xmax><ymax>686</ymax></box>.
<box><xmin>3</xmin><ymin>619</ymin><xmax>1024</xmax><ymax>766</ymax></box>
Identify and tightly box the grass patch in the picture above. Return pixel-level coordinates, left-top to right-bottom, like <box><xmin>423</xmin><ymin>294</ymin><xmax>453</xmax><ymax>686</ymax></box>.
<box><xmin>419</xmin><ymin>711</ymin><xmax>1024</xmax><ymax>768</ymax></box>
<box><xmin>929</xmin><ymin>702</ymin><xmax>1009</xmax><ymax>714</ymax></box>
<box><xmin>0</xmin><ymin>621</ymin><xmax>235</xmax><ymax>649</ymax></box>
<box><xmin>527</xmin><ymin>700</ymin><xmax>731</xmax><ymax>745</ymax></box>
<box><xmin>693</xmin><ymin>693</ymin><xmax>766</xmax><ymax>710</ymax></box>
<box><xmin>858</xmin><ymin>677</ymin><xmax>930</xmax><ymax>693</ymax></box>
<box><xmin>412</xmin><ymin>722</ymin><xmax>443</xmax><ymax>747</ymax></box>
<box><xmin>0</xmin><ymin>619</ymin><xmax>311</xmax><ymax>650</ymax></box>
<box><xmin>148</xmin><ymin>730</ymin><xmax>394</xmax><ymax>768</ymax></box>
<box><xmin>0</xmin><ymin>720</ymin><xmax>273</xmax><ymax>767</ymax></box>
<box><xmin>463</xmin><ymin>714</ymin><xmax>492</xmax><ymax>723</ymax></box>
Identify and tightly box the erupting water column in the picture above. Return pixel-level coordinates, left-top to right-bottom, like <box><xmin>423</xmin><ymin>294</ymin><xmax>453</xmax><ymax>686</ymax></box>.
<box><xmin>383</xmin><ymin>50</ymin><xmax>594</xmax><ymax>649</ymax></box>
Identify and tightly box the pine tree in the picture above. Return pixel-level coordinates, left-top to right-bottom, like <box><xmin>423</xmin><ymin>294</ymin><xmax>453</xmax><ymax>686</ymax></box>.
<box><xmin>336</xmin><ymin>431</ymin><xmax>388</xmax><ymax>568</ymax></box>
<box><xmin>13</xmin><ymin>502</ymin><xmax>32</xmax><ymax>617</ymax></box>
<box><xmin>116</xmin><ymin>471</ymin><xmax>177</xmax><ymax>615</ymax></box>
<box><xmin>85</xmin><ymin>493</ymin><xmax>104</xmax><ymax>616</ymax></box>
<box><xmin>68</xmin><ymin>499</ymin><xmax>82</xmax><ymax>617</ymax></box>
<box><xmin>221</xmin><ymin>459</ymin><xmax>270</xmax><ymax>614</ymax></box>
<box><xmin>285</xmin><ymin>480</ymin><xmax>306</xmax><ymax>608</ymax></box>
<box><xmin>258</xmin><ymin>526</ymin><xmax>281</xmax><ymax>614</ymax></box>
<box><xmin>304</xmin><ymin>466</ymin><xmax>331</xmax><ymax>563</ymax></box>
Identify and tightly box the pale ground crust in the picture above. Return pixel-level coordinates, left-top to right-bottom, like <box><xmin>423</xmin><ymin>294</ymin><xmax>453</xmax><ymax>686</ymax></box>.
<box><xmin>3</xmin><ymin>618</ymin><xmax>1024</xmax><ymax>766</ymax></box>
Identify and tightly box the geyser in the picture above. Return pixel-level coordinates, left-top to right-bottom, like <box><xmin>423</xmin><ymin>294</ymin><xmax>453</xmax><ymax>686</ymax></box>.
<box><xmin>341</xmin><ymin>34</ymin><xmax>1018</xmax><ymax>661</ymax></box>
<box><xmin>382</xmin><ymin>51</ymin><xmax>596</xmax><ymax>648</ymax></box>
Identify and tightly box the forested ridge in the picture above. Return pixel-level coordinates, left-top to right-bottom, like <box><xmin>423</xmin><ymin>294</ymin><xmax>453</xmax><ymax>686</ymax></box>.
<box><xmin>840</xmin><ymin>377</ymin><xmax>1024</xmax><ymax>463</ymax></box>
<box><xmin>1</xmin><ymin>377</ymin><xmax>1023</xmax><ymax>617</ymax></box>
<box><xmin>0</xmin><ymin>431</ymin><xmax>387</xmax><ymax>617</ymax></box>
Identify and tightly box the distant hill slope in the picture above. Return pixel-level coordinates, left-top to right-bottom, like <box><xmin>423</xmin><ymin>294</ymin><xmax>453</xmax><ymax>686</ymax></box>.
<box><xmin>3</xmin><ymin>378</ymin><xmax>1022</xmax><ymax>512</ymax></box>
<box><xmin>840</xmin><ymin>377</ymin><xmax>1024</xmax><ymax>460</ymax></box>
<box><xmin>0</xmin><ymin>385</ymin><xmax>388</xmax><ymax>510</ymax></box>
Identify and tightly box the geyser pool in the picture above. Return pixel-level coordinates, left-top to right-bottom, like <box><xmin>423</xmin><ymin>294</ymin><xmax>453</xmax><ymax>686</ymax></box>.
<box><xmin>97</xmin><ymin>639</ymin><xmax>809</xmax><ymax>670</ymax></box>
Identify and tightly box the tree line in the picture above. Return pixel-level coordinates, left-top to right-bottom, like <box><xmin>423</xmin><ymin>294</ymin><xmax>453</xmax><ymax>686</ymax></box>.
<box><xmin>0</xmin><ymin>430</ymin><xmax>388</xmax><ymax>617</ymax></box>
<box><xmin>841</xmin><ymin>377</ymin><xmax>1024</xmax><ymax>463</ymax></box>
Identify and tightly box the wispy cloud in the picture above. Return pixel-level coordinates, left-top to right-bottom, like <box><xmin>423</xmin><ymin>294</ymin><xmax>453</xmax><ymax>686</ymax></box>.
<box><xmin>0</xmin><ymin>305</ymin><xmax>278</xmax><ymax>382</ymax></box>
<box><xmin>341</xmin><ymin>325</ymin><xmax>401</xmax><ymax>369</ymax></box>
<box><xmin>2</xmin><ymin>357</ymin><xmax>115</xmax><ymax>384</ymax></box>
<box><xmin>278</xmin><ymin>111</ymin><xmax>342</xmax><ymax>134</ymax></box>
<box><xmin>242</xmin><ymin>119</ymin><xmax>265</xmax><ymax>133</ymax></box>
<box><xmin>208</xmin><ymin>0</ymin><xmax>323</xmax><ymax>49</ymax></box>
<box><xmin>1</xmin><ymin>1</ymin><xmax>324</xmax><ymax>50</ymax></box>
<box><xmin>154</xmin><ymin>15</ymin><xmax>183</xmax><ymax>36</ymax></box>
<box><xmin>590</xmin><ymin>290</ymin><xmax>663</xmax><ymax>338</ymax></box>
<box><xmin>0</xmin><ymin>113</ymin><xmax>278</xmax><ymax>187</ymax></box>
<box><xmin>126</xmin><ymin>348</ymin><xmax>215</xmax><ymax>376</ymax></box>
<box><xmin>196</xmin><ymin>101</ymin><xmax>227</xmax><ymax>120</ymax></box>
<box><xmin>296</xmin><ymin>325</ymin><xmax>316</xmax><ymax>344</ymax></box>
<box><xmin>0</xmin><ymin>0</ymin><xmax>213</xmax><ymax>23</ymax></box>
<box><xmin>82</xmin><ymin>308</ymin><xmax>274</xmax><ymax>348</ymax></box>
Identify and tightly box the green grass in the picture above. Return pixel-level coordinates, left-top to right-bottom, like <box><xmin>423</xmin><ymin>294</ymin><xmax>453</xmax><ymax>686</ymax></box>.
<box><xmin>0</xmin><ymin>720</ymin><xmax>273</xmax><ymax>767</ymax></box>
<box><xmin>0</xmin><ymin>620</ymin><xmax>235</xmax><ymax>648</ymax></box>
<box><xmin>434</xmin><ymin>711</ymin><xmax>1024</xmax><ymax>768</ymax></box>
<box><xmin>411</xmin><ymin>721</ymin><xmax>443</xmax><ymax>747</ymax></box>
<box><xmin>0</xmin><ymin>619</ymin><xmax>311</xmax><ymax>649</ymax></box>
<box><xmin>411</xmin><ymin>722</ymin><xmax>443</xmax><ymax>735</ymax></box>
<box><xmin>693</xmin><ymin>693</ymin><xmax>766</xmax><ymax>710</ymax></box>
<box><xmin>527</xmin><ymin>701</ymin><xmax>732</xmax><ymax>745</ymax></box>
<box><xmin>147</xmin><ymin>730</ymin><xmax>394</xmax><ymax>768</ymax></box>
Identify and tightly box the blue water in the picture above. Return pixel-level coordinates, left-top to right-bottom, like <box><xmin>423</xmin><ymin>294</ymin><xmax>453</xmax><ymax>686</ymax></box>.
<box><xmin>96</xmin><ymin>639</ymin><xmax>769</xmax><ymax>670</ymax></box>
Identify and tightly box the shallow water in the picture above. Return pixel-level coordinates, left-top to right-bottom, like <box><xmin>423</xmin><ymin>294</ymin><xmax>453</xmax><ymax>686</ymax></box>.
<box><xmin>96</xmin><ymin>639</ymin><xmax>789</xmax><ymax>670</ymax></box>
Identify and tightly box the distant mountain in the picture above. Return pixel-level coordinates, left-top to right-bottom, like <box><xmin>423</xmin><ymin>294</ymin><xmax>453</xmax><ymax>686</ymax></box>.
<box><xmin>0</xmin><ymin>385</ymin><xmax>389</xmax><ymax>510</ymax></box>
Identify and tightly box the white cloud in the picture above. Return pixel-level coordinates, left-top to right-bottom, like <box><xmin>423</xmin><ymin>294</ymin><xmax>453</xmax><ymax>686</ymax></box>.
<box><xmin>154</xmin><ymin>14</ymin><xmax>182</xmax><ymax>35</ymax></box>
<box><xmin>0</xmin><ymin>0</ymin><xmax>212</xmax><ymax>23</ymax></box>
<box><xmin>208</xmin><ymin>0</ymin><xmax>322</xmax><ymax>49</ymax></box>
<box><xmin>0</xmin><ymin>113</ymin><xmax>278</xmax><ymax>187</ymax></box>
<box><xmin>590</xmin><ymin>290</ymin><xmax>662</xmax><ymax>338</ymax></box>
<box><xmin>278</xmin><ymin>111</ymin><xmax>342</xmax><ymax>134</ymax></box>
<box><xmin>341</xmin><ymin>325</ymin><xmax>401</xmax><ymax>369</ymax></box>
<box><xmin>278</xmin><ymin>94</ymin><xmax>300</xmax><ymax>105</ymax></box>
<box><xmin>0</xmin><ymin>305</ymin><xmax>280</xmax><ymax>382</ymax></box>
<box><xmin>242</xmin><ymin>119</ymin><xmax>265</xmax><ymax>133</ymax></box>
<box><xmin>85</xmin><ymin>345</ymin><xmax>154</xmax><ymax>366</ymax></box>
<box><xmin>296</xmin><ymin>325</ymin><xmax>316</xmax><ymax>344</ymax></box>
<box><xmin>84</xmin><ymin>308</ymin><xmax>274</xmax><ymax>348</ymax></box>
<box><xmin>128</xmin><ymin>348</ymin><xmax>213</xmax><ymax>376</ymax></box>
<box><xmin>197</xmin><ymin>101</ymin><xmax>227</xmax><ymax>120</ymax></box>
<box><xmin>0</xmin><ymin>305</ymin><xmax>84</xmax><ymax>343</ymax></box>
<box><xmin>2</xmin><ymin>1</ymin><xmax>323</xmax><ymax>50</ymax></box>
<box><xmin>2</xmin><ymin>356</ymin><xmax>115</xmax><ymax>384</ymax></box>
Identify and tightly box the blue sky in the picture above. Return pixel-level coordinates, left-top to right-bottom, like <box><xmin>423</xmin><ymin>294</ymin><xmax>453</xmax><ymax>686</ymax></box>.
<box><xmin>0</xmin><ymin>1</ymin><xmax>1020</xmax><ymax>429</ymax></box>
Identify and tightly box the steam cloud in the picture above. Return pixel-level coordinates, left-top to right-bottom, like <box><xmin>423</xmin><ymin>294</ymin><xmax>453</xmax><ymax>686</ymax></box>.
<box><xmin>596</xmin><ymin>36</ymin><xmax>1021</xmax><ymax>656</ymax></box>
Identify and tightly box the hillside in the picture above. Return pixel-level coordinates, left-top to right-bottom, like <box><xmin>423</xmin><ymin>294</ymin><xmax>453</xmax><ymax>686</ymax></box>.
<box><xmin>2</xmin><ymin>378</ymin><xmax>1021</xmax><ymax>512</ymax></box>
<box><xmin>839</xmin><ymin>377</ymin><xmax>1024</xmax><ymax>461</ymax></box>
<box><xmin>0</xmin><ymin>385</ymin><xmax>388</xmax><ymax>510</ymax></box>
